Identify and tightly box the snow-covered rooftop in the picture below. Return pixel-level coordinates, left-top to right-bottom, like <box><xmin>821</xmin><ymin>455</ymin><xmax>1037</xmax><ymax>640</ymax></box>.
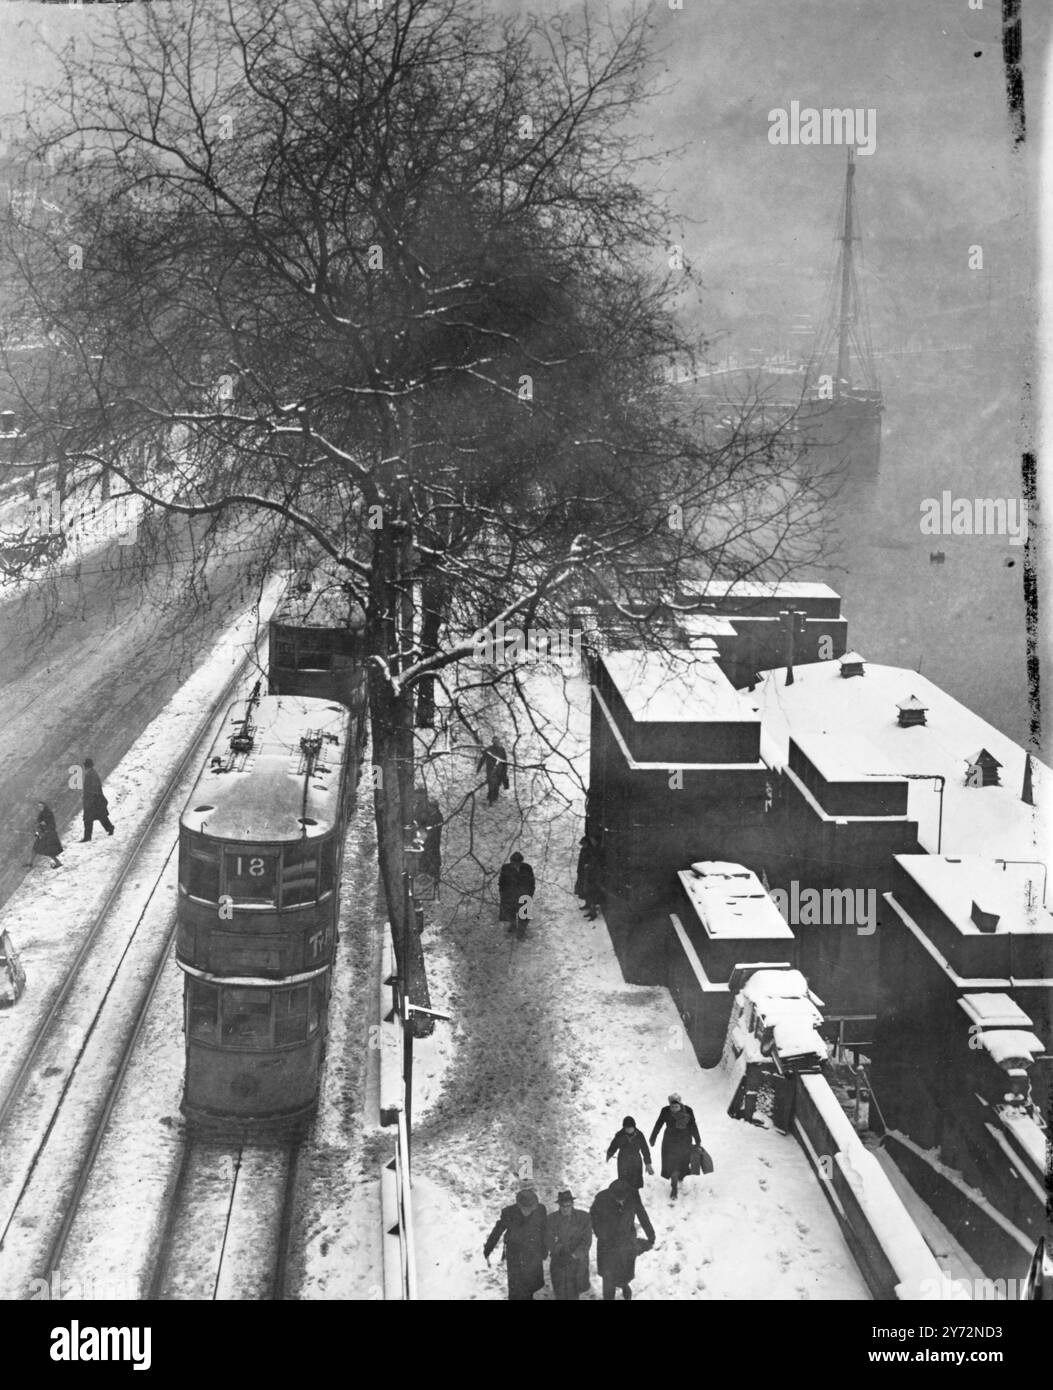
<box><xmin>894</xmin><ymin>856</ymin><xmax>1053</xmax><ymax>938</ymax></box>
<box><xmin>957</xmin><ymin>993</ymin><xmax>1034</xmax><ymax>1029</ymax></box>
<box><xmin>676</xmin><ymin>612</ymin><xmax>738</xmax><ymax>640</ymax></box>
<box><xmin>741</xmin><ymin>967</ymin><xmax>813</xmax><ymax>1002</ymax></box>
<box><xmin>682</xmin><ymin>580</ymin><xmax>840</xmax><ymax>600</ymax></box>
<box><xmin>976</xmin><ymin>1030</ymin><xmax>1045</xmax><ymax>1066</ymax></box>
<box><xmin>750</xmin><ymin>658</ymin><xmax>1051</xmax><ymax>858</ymax></box>
<box><xmin>602</xmin><ymin>649</ymin><xmax>757</xmax><ymax>724</ymax></box>
<box><xmin>678</xmin><ymin>864</ymin><xmax>793</xmax><ymax>939</ymax></box>
<box><xmin>793</xmin><ymin>730</ymin><xmax>899</xmax><ymax>783</ymax></box>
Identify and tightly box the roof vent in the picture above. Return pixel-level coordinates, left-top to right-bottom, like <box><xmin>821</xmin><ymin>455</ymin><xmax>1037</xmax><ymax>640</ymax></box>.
<box><xmin>971</xmin><ymin>900</ymin><xmax>1000</xmax><ymax>934</ymax></box>
<box><xmin>839</xmin><ymin>651</ymin><xmax>865</xmax><ymax>678</ymax></box>
<box><xmin>966</xmin><ymin>748</ymin><xmax>1002</xmax><ymax>788</ymax></box>
<box><xmin>896</xmin><ymin>695</ymin><xmax>927</xmax><ymax>727</ymax></box>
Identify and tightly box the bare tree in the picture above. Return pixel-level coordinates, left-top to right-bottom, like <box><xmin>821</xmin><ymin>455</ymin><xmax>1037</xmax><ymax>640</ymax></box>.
<box><xmin>0</xmin><ymin>0</ymin><xmax>825</xmax><ymax>1015</ymax></box>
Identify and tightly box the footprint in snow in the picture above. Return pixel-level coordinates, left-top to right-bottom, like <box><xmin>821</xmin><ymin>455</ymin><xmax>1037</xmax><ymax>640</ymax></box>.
<box><xmin>795</xmin><ymin>1219</ymin><xmax>809</xmax><ymax>1236</ymax></box>
<box><xmin>757</xmin><ymin>1176</ymin><xmax>769</xmax><ymax>1191</ymax></box>
<box><xmin>776</xmin><ymin>1248</ymin><xmax>791</xmax><ymax>1273</ymax></box>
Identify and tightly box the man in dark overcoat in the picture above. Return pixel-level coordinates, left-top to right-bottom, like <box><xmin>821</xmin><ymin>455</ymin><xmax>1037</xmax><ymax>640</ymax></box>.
<box><xmin>589</xmin><ymin>1178</ymin><xmax>655</xmax><ymax>1301</ymax></box>
<box><xmin>483</xmin><ymin>1188</ymin><xmax>547</xmax><ymax>1300</ymax></box>
<box><xmin>605</xmin><ymin>1116</ymin><xmax>653</xmax><ymax>1190</ymax></box>
<box><xmin>81</xmin><ymin>757</ymin><xmax>114</xmax><ymax>841</ymax></box>
<box><xmin>574</xmin><ymin>834</ymin><xmax>605</xmax><ymax>919</ymax></box>
<box><xmin>546</xmin><ymin>1189</ymin><xmax>592</xmax><ymax>1301</ymax></box>
<box><xmin>498</xmin><ymin>851</ymin><xmax>535</xmax><ymax>938</ymax></box>
<box><xmin>477</xmin><ymin>736</ymin><xmax>509</xmax><ymax>804</ymax></box>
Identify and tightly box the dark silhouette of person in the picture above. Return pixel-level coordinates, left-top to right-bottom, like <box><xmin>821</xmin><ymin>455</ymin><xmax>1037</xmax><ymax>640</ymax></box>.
<box><xmin>477</xmin><ymin>735</ymin><xmax>509</xmax><ymax>803</ymax></box>
<box><xmin>81</xmin><ymin>758</ymin><xmax>114</xmax><ymax>841</ymax></box>
<box><xmin>589</xmin><ymin>1178</ymin><xmax>655</xmax><ymax>1301</ymax></box>
<box><xmin>483</xmin><ymin>1188</ymin><xmax>547</xmax><ymax>1301</ymax></box>
<box><xmin>498</xmin><ymin>852</ymin><xmax>535</xmax><ymax>939</ymax></box>
<box><xmin>575</xmin><ymin>834</ymin><xmax>605</xmax><ymax>919</ymax></box>
<box><xmin>649</xmin><ymin>1093</ymin><xmax>701</xmax><ymax>1200</ymax></box>
<box><xmin>547</xmin><ymin>1190</ymin><xmax>592</xmax><ymax>1301</ymax></box>
<box><xmin>606</xmin><ymin>1116</ymin><xmax>653</xmax><ymax>1190</ymax></box>
<box><xmin>27</xmin><ymin>801</ymin><xmax>63</xmax><ymax>868</ymax></box>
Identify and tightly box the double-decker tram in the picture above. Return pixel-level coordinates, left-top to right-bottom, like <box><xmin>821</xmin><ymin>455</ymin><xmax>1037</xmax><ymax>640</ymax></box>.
<box><xmin>176</xmin><ymin>687</ymin><xmax>354</xmax><ymax>1134</ymax></box>
<box><xmin>268</xmin><ymin>574</ymin><xmax>368</xmax><ymax>760</ymax></box>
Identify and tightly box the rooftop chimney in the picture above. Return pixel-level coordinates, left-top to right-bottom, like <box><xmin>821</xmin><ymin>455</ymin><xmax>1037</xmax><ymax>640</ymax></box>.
<box><xmin>839</xmin><ymin>651</ymin><xmax>865</xmax><ymax>678</ymax></box>
<box><xmin>896</xmin><ymin>695</ymin><xmax>928</xmax><ymax>727</ymax></box>
<box><xmin>965</xmin><ymin>748</ymin><xmax>1002</xmax><ymax>788</ymax></box>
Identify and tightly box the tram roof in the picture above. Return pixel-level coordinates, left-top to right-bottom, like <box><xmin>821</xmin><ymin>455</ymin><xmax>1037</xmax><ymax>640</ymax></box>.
<box><xmin>181</xmin><ymin>695</ymin><xmax>351</xmax><ymax>841</ymax></box>
<box><xmin>272</xmin><ymin>579</ymin><xmax>366</xmax><ymax>632</ymax></box>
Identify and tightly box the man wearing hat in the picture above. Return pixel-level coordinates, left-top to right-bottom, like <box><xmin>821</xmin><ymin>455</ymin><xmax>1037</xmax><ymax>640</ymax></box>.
<box><xmin>546</xmin><ymin>1190</ymin><xmax>592</xmax><ymax>1301</ymax></box>
<box><xmin>483</xmin><ymin>1188</ymin><xmax>548</xmax><ymax>1300</ymax></box>
<box><xmin>605</xmin><ymin>1116</ymin><xmax>654</xmax><ymax>1190</ymax></box>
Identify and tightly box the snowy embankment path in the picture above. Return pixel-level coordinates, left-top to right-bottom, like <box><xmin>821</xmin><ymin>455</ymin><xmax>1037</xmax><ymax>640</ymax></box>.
<box><xmin>408</xmin><ymin>664</ymin><xmax>870</xmax><ymax>1300</ymax></box>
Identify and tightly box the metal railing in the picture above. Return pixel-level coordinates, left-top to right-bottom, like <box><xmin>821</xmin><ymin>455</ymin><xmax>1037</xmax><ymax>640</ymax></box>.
<box><xmin>393</xmin><ymin>1108</ymin><xmax>418</xmax><ymax>1301</ymax></box>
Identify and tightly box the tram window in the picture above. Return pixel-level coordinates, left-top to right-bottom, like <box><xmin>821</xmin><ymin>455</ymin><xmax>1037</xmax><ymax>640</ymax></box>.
<box><xmin>187</xmin><ymin>978</ymin><xmax>219</xmax><ymax>1041</ymax></box>
<box><xmin>225</xmin><ymin>851</ymin><xmax>278</xmax><ymax>904</ymax></box>
<box><xmin>185</xmin><ymin>847</ymin><xmax>220</xmax><ymax>901</ymax></box>
<box><xmin>221</xmin><ymin>988</ymin><xmax>272</xmax><ymax>1047</ymax></box>
<box><xmin>296</xmin><ymin>644</ymin><xmax>332</xmax><ymax>670</ymax></box>
<box><xmin>281</xmin><ymin>840</ymin><xmax>318</xmax><ymax>906</ymax></box>
<box><xmin>319</xmin><ymin>839</ymin><xmax>336</xmax><ymax>894</ymax></box>
<box><xmin>275</xmin><ymin>638</ymin><xmax>295</xmax><ymax>666</ymax></box>
<box><xmin>274</xmin><ymin>986</ymin><xmax>309</xmax><ymax>1046</ymax></box>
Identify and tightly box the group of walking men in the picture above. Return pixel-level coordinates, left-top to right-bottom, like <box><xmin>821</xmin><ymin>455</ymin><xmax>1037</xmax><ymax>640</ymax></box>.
<box><xmin>483</xmin><ymin>1095</ymin><xmax>706</xmax><ymax>1300</ymax></box>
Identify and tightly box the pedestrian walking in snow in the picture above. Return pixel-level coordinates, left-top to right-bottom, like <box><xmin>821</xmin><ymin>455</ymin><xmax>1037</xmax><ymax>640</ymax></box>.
<box><xmin>589</xmin><ymin>1178</ymin><xmax>655</xmax><ymax>1301</ymax></box>
<box><xmin>27</xmin><ymin>801</ymin><xmax>62</xmax><ymax>869</ymax></box>
<box><xmin>80</xmin><ymin>758</ymin><xmax>114</xmax><ymax>841</ymax></box>
<box><xmin>547</xmin><ymin>1190</ymin><xmax>592</xmax><ymax>1301</ymax></box>
<box><xmin>574</xmin><ymin>834</ymin><xmax>605</xmax><ymax>919</ymax></box>
<box><xmin>606</xmin><ymin>1116</ymin><xmax>653</xmax><ymax>1190</ymax></box>
<box><xmin>483</xmin><ymin>1188</ymin><xmax>547</xmax><ymax>1301</ymax></box>
<box><xmin>649</xmin><ymin>1093</ymin><xmax>701</xmax><ymax>1201</ymax></box>
<box><xmin>477</xmin><ymin>735</ymin><xmax>509</xmax><ymax>804</ymax></box>
<box><xmin>498</xmin><ymin>851</ymin><xmax>535</xmax><ymax>939</ymax></box>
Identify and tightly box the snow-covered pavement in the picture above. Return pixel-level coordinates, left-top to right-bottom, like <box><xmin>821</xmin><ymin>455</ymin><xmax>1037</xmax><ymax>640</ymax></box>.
<box><xmin>408</xmin><ymin>665</ymin><xmax>870</xmax><ymax>1299</ymax></box>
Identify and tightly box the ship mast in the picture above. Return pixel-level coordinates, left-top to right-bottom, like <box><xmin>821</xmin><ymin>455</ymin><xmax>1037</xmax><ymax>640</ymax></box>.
<box><xmin>835</xmin><ymin>145</ymin><xmax>857</xmax><ymax>395</ymax></box>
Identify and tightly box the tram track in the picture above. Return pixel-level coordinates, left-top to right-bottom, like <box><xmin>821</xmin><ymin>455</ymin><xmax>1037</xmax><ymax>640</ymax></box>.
<box><xmin>0</xmin><ymin>642</ymin><xmax>265</xmax><ymax>1297</ymax></box>
<box><xmin>147</xmin><ymin>1139</ymin><xmax>301</xmax><ymax>1300</ymax></box>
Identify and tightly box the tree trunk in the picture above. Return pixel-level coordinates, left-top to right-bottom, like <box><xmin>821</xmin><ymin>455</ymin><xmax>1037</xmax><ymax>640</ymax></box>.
<box><xmin>367</xmin><ymin>515</ymin><xmax>433</xmax><ymax>1037</ymax></box>
<box><xmin>416</xmin><ymin>574</ymin><xmax>444</xmax><ymax>728</ymax></box>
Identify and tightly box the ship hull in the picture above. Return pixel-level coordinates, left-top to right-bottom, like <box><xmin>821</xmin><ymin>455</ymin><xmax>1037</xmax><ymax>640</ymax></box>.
<box><xmin>791</xmin><ymin>391</ymin><xmax>882</xmax><ymax>473</ymax></box>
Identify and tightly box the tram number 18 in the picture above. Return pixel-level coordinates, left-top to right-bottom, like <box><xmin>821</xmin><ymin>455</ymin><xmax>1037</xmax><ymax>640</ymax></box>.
<box><xmin>235</xmin><ymin>856</ymin><xmax>267</xmax><ymax>877</ymax></box>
